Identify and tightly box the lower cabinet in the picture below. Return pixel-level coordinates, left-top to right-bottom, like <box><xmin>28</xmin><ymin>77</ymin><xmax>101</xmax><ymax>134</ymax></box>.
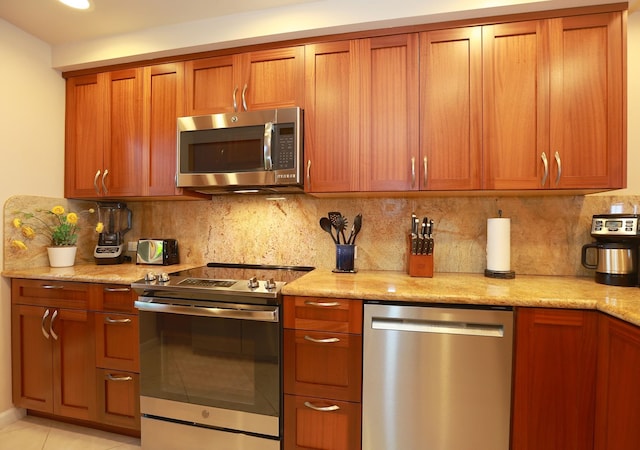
<box><xmin>283</xmin><ymin>296</ymin><xmax>363</xmax><ymax>450</ymax></box>
<box><xmin>11</xmin><ymin>279</ymin><xmax>140</xmax><ymax>434</ymax></box>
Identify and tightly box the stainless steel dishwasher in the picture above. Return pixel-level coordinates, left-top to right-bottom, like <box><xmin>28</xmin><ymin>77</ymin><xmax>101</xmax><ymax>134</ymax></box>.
<box><xmin>362</xmin><ymin>303</ymin><xmax>514</xmax><ymax>450</ymax></box>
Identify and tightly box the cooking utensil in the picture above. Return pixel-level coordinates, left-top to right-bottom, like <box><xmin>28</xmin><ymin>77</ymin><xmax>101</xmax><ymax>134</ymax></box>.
<box><xmin>348</xmin><ymin>213</ymin><xmax>363</xmax><ymax>244</ymax></box>
<box><xmin>320</xmin><ymin>217</ymin><xmax>338</xmax><ymax>244</ymax></box>
<box><xmin>328</xmin><ymin>212</ymin><xmax>344</xmax><ymax>244</ymax></box>
<box><xmin>336</xmin><ymin>215</ymin><xmax>349</xmax><ymax>244</ymax></box>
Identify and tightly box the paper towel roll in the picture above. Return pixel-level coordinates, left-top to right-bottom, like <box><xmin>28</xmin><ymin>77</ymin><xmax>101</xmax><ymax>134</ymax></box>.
<box><xmin>487</xmin><ymin>217</ymin><xmax>511</xmax><ymax>272</ymax></box>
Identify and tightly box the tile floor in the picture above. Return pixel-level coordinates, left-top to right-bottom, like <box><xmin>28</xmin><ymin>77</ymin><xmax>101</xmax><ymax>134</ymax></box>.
<box><xmin>0</xmin><ymin>415</ymin><xmax>141</xmax><ymax>450</ymax></box>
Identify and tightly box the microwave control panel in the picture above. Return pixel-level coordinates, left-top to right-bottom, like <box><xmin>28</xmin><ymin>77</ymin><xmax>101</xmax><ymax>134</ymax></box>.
<box><xmin>272</xmin><ymin>124</ymin><xmax>296</xmax><ymax>170</ymax></box>
<box><xmin>591</xmin><ymin>214</ymin><xmax>640</xmax><ymax>237</ymax></box>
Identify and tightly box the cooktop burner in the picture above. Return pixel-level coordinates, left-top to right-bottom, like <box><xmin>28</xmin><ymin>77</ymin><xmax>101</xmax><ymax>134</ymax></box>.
<box><xmin>131</xmin><ymin>262</ymin><xmax>314</xmax><ymax>304</ymax></box>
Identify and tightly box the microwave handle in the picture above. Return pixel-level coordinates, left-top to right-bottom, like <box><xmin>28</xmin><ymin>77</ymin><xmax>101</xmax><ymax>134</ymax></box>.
<box><xmin>264</xmin><ymin>122</ymin><xmax>273</xmax><ymax>170</ymax></box>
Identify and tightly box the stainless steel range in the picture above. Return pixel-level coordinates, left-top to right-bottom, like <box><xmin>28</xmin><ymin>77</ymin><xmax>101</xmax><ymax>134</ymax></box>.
<box><xmin>132</xmin><ymin>263</ymin><xmax>313</xmax><ymax>450</ymax></box>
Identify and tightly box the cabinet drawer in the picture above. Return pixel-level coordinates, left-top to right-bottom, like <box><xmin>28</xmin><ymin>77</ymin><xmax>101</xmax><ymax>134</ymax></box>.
<box><xmin>284</xmin><ymin>329</ymin><xmax>362</xmax><ymax>401</ymax></box>
<box><xmin>12</xmin><ymin>279</ymin><xmax>93</xmax><ymax>309</ymax></box>
<box><xmin>95</xmin><ymin>312</ymin><xmax>140</xmax><ymax>372</ymax></box>
<box><xmin>96</xmin><ymin>368</ymin><xmax>140</xmax><ymax>431</ymax></box>
<box><xmin>100</xmin><ymin>285</ymin><xmax>137</xmax><ymax>313</ymax></box>
<box><xmin>283</xmin><ymin>296</ymin><xmax>362</xmax><ymax>333</ymax></box>
<box><xmin>284</xmin><ymin>394</ymin><xmax>361</xmax><ymax>450</ymax></box>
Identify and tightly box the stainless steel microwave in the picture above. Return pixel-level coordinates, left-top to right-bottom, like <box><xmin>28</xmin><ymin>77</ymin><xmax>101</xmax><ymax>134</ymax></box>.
<box><xmin>176</xmin><ymin>107</ymin><xmax>303</xmax><ymax>194</ymax></box>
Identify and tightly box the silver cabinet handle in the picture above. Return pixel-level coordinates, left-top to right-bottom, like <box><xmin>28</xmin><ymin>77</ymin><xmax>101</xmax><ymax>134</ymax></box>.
<box><xmin>423</xmin><ymin>156</ymin><xmax>428</xmax><ymax>188</ymax></box>
<box><xmin>306</xmin><ymin>160</ymin><xmax>311</xmax><ymax>185</ymax></box>
<box><xmin>101</xmin><ymin>169</ymin><xmax>109</xmax><ymax>194</ymax></box>
<box><xmin>241</xmin><ymin>83</ymin><xmax>248</xmax><ymax>111</ymax></box>
<box><xmin>411</xmin><ymin>157</ymin><xmax>416</xmax><ymax>188</ymax></box>
<box><xmin>232</xmin><ymin>86</ymin><xmax>238</xmax><ymax>112</ymax></box>
<box><xmin>304</xmin><ymin>300</ymin><xmax>340</xmax><ymax>307</ymax></box>
<box><xmin>304</xmin><ymin>401</ymin><xmax>340</xmax><ymax>412</ymax></box>
<box><xmin>41</xmin><ymin>284</ymin><xmax>64</xmax><ymax>290</ymax></box>
<box><xmin>41</xmin><ymin>309</ymin><xmax>51</xmax><ymax>339</ymax></box>
<box><xmin>106</xmin><ymin>374</ymin><xmax>133</xmax><ymax>382</ymax></box>
<box><xmin>50</xmin><ymin>309</ymin><xmax>59</xmax><ymax>341</ymax></box>
<box><xmin>304</xmin><ymin>335</ymin><xmax>340</xmax><ymax>344</ymax></box>
<box><xmin>554</xmin><ymin>151</ymin><xmax>562</xmax><ymax>186</ymax></box>
<box><xmin>105</xmin><ymin>317</ymin><xmax>132</xmax><ymax>324</ymax></box>
<box><xmin>93</xmin><ymin>170</ymin><xmax>101</xmax><ymax>195</ymax></box>
<box><xmin>541</xmin><ymin>152</ymin><xmax>549</xmax><ymax>187</ymax></box>
<box><xmin>104</xmin><ymin>287</ymin><xmax>131</xmax><ymax>293</ymax></box>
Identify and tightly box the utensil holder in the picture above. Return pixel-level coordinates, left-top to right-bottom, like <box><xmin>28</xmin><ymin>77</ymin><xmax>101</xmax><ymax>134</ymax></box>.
<box><xmin>334</xmin><ymin>244</ymin><xmax>357</xmax><ymax>273</ymax></box>
<box><xmin>407</xmin><ymin>236</ymin><xmax>433</xmax><ymax>277</ymax></box>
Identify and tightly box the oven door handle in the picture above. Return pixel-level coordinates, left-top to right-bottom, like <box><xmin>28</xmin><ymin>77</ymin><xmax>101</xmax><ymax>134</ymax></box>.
<box><xmin>134</xmin><ymin>300</ymin><xmax>279</xmax><ymax>322</ymax></box>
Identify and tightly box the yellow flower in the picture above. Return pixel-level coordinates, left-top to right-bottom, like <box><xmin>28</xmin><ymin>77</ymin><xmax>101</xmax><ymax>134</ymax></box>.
<box><xmin>67</xmin><ymin>212</ymin><xmax>78</xmax><ymax>224</ymax></box>
<box><xmin>21</xmin><ymin>225</ymin><xmax>36</xmax><ymax>240</ymax></box>
<box><xmin>95</xmin><ymin>222</ymin><xmax>104</xmax><ymax>233</ymax></box>
<box><xmin>51</xmin><ymin>206</ymin><xmax>65</xmax><ymax>215</ymax></box>
<box><xmin>11</xmin><ymin>240</ymin><xmax>27</xmax><ymax>250</ymax></box>
<box><xmin>12</xmin><ymin>218</ymin><xmax>22</xmax><ymax>228</ymax></box>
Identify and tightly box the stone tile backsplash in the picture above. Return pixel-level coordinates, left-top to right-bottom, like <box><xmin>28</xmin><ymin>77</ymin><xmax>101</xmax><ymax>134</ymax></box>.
<box><xmin>5</xmin><ymin>193</ymin><xmax>640</xmax><ymax>276</ymax></box>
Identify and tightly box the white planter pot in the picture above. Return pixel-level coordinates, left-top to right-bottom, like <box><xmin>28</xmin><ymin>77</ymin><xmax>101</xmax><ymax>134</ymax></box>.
<box><xmin>47</xmin><ymin>246</ymin><xmax>77</xmax><ymax>268</ymax></box>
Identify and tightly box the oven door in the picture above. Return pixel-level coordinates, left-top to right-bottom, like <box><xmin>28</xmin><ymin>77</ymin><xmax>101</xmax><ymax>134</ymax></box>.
<box><xmin>135</xmin><ymin>297</ymin><xmax>281</xmax><ymax>439</ymax></box>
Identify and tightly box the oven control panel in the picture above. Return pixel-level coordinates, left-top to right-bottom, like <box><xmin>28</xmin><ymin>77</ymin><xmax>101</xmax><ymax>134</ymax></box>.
<box><xmin>591</xmin><ymin>214</ymin><xmax>640</xmax><ymax>237</ymax></box>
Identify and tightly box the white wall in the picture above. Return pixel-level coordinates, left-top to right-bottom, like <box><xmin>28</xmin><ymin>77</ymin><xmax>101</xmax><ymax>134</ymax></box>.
<box><xmin>0</xmin><ymin>19</ymin><xmax>65</xmax><ymax>421</ymax></box>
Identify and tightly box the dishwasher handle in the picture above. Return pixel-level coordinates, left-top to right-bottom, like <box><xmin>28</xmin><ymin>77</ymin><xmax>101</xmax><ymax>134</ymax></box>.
<box><xmin>371</xmin><ymin>317</ymin><xmax>505</xmax><ymax>338</ymax></box>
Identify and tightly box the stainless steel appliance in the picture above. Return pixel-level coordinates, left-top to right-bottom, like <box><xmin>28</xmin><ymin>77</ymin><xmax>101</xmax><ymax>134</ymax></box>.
<box><xmin>581</xmin><ymin>214</ymin><xmax>640</xmax><ymax>286</ymax></box>
<box><xmin>136</xmin><ymin>239</ymin><xmax>179</xmax><ymax>265</ymax></box>
<box><xmin>132</xmin><ymin>263</ymin><xmax>313</xmax><ymax>450</ymax></box>
<box><xmin>94</xmin><ymin>202</ymin><xmax>132</xmax><ymax>264</ymax></box>
<box><xmin>362</xmin><ymin>303</ymin><xmax>514</xmax><ymax>450</ymax></box>
<box><xmin>176</xmin><ymin>107</ymin><xmax>303</xmax><ymax>194</ymax></box>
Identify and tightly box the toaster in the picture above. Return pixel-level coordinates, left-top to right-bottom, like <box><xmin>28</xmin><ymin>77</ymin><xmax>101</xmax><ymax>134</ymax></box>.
<box><xmin>136</xmin><ymin>239</ymin><xmax>179</xmax><ymax>265</ymax></box>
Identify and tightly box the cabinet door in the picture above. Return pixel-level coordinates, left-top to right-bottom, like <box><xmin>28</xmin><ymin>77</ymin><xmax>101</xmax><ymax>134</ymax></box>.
<box><xmin>483</xmin><ymin>20</ymin><xmax>549</xmax><ymax>189</ymax></box>
<box><xmin>241</xmin><ymin>47</ymin><xmax>305</xmax><ymax>111</ymax></box>
<box><xmin>421</xmin><ymin>27</ymin><xmax>482</xmax><ymax>190</ymax></box>
<box><xmin>53</xmin><ymin>308</ymin><xmax>97</xmax><ymax>420</ymax></box>
<box><xmin>548</xmin><ymin>12</ymin><xmax>624</xmax><ymax>189</ymax></box>
<box><xmin>96</xmin><ymin>368</ymin><xmax>140</xmax><ymax>430</ymax></box>
<box><xmin>11</xmin><ymin>304</ymin><xmax>54</xmax><ymax>412</ymax></box>
<box><xmin>304</xmin><ymin>41</ymin><xmax>359</xmax><ymax>192</ymax></box>
<box><xmin>284</xmin><ymin>394</ymin><xmax>361</xmax><ymax>450</ymax></box>
<box><xmin>185</xmin><ymin>55</ymin><xmax>237</xmax><ymax>115</ymax></box>
<box><xmin>95</xmin><ymin>312</ymin><xmax>139</xmax><ymax>372</ymax></box>
<box><xmin>360</xmin><ymin>34</ymin><xmax>419</xmax><ymax>191</ymax></box>
<box><xmin>512</xmin><ymin>308</ymin><xmax>597</xmax><ymax>450</ymax></box>
<box><xmin>102</xmin><ymin>68</ymin><xmax>143</xmax><ymax>197</ymax></box>
<box><xmin>595</xmin><ymin>314</ymin><xmax>640</xmax><ymax>450</ymax></box>
<box><xmin>65</xmin><ymin>74</ymin><xmax>105</xmax><ymax>198</ymax></box>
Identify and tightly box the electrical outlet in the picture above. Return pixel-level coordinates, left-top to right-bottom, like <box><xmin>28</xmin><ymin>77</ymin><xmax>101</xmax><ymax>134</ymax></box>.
<box><xmin>127</xmin><ymin>241</ymin><xmax>138</xmax><ymax>252</ymax></box>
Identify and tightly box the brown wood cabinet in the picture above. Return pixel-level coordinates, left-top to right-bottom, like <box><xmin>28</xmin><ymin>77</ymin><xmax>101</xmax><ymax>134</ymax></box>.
<box><xmin>11</xmin><ymin>279</ymin><xmax>140</xmax><ymax>433</ymax></box>
<box><xmin>185</xmin><ymin>46</ymin><xmax>304</xmax><ymax>115</ymax></box>
<box><xmin>595</xmin><ymin>314</ymin><xmax>640</xmax><ymax>450</ymax></box>
<box><xmin>283</xmin><ymin>296</ymin><xmax>363</xmax><ymax>450</ymax></box>
<box><xmin>512</xmin><ymin>307</ymin><xmax>598</xmax><ymax>450</ymax></box>
<box><xmin>483</xmin><ymin>12</ymin><xmax>624</xmax><ymax>190</ymax></box>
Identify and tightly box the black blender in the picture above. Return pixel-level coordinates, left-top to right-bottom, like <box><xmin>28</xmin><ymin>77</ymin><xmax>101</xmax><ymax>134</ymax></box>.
<box><xmin>94</xmin><ymin>202</ymin><xmax>132</xmax><ymax>265</ymax></box>
<box><xmin>581</xmin><ymin>214</ymin><xmax>640</xmax><ymax>287</ymax></box>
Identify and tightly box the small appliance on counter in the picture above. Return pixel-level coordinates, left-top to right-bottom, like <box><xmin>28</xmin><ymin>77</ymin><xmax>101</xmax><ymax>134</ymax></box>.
<box><xmin>581</xmin><ymin>214</ymin><xmax>640</xmax><ymax>287</ymax></box>
<box><xmin>94</xmin><ymin>202</ymin><xmax>132</xmax><ymax>265</ymax></box>
<box><xmin>136</xmin><ymin>239</ymin><xmax>179</xmax><ymax>265</ymax></box>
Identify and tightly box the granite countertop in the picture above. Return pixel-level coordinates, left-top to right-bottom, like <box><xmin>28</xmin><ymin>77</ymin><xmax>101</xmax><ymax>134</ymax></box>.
<box><xmin>282</xmin><ymin>269</ymin><xmax>640</xmax><ymax>327</ymax></box>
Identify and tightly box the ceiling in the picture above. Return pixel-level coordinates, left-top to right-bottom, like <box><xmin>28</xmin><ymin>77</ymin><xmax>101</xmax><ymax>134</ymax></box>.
<box><xmin>0</xmin><ymin>0</ymin><xmax>315</xmax><ymax>45</ymax></box>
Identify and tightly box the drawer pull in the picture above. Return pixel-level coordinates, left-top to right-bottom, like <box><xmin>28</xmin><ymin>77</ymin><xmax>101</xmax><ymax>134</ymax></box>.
<box><xmin>41</xmin><ymin>309</ymin><xmax>51</xmax><ymax>339</ymax></box>
<box><xmin>304</xmin><ymin>401</ymin><xmax>340</xmax><ymax>412</ymax></box>
<box><xmin>304</xmin><ymin>300</ymin><xmax>340</xmax><ymax>308</ymax></box>
<box><xmin>106</xmin><ymin>374</ymin><xmax>133</xmax><ymax>382</ymax></box>
<box><xmin>50</xmin><ymin>309</ymin><xmax>59</xmax><ymax>341</ymax></box>
<box><xmin>41</xmin><ymin>284</ymin><xmax>64</xmax><ymax>290</ymax></box>
<box><xmin>105</xmin><ymin>317</ymin><xmax>132</xmax><ymax>324</ymax></box>
<box><xmin>104</xmin><ymin>287</ymin><xmax>131</xmax><ymax>293</ymax></box>
<box><xmin>304</xmin><ymin>335</ymin><xmax>340</xmax><ymax>344</ymax></box>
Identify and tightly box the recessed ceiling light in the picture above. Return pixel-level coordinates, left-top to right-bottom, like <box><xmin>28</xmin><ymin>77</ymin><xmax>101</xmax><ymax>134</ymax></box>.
<box><xmin>58</xmin><ymin>0</ymin><xmax>91</xmax><ymax>10</ymax></box>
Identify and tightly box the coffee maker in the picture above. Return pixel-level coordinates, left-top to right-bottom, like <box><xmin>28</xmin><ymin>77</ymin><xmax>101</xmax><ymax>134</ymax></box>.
<box><xmin>94</xmin><ymin>202</ymin><xmax>132</xmax><ymax>265</ymax></box>
<box><xmin>581</xmin><ymin>214</ymin><xmax>640</xmax><ymax>287</ymax></box>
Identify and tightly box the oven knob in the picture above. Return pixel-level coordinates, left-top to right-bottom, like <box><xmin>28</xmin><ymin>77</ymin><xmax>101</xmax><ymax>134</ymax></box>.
<box><xmin>248</xmin><ymin>276</ymin><xmax>259</xmax><ymax>289</ymax></box>
<box><xmin>144</xmin><ymin>272</ymin><xmax>157</xmax><ymax>281</ymax></box>
<box><xmin>265</xmin><ymin>278</ymin><xmax>277</xmax><ymax>290</ymax></box>
<box><xmin>158</xmin><ymin>272</ymin><xmax>170</xmax><ymax>283</ymax></box>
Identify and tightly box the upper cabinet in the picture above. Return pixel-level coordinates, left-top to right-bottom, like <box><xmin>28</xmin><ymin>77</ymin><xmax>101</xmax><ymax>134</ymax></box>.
<box><xmin>483</xmin><ymin>12</ymin><xmax>624</xmax><ymax>190</ymax></box>
<box><xmin>184</xmin><ymin>46</ymin><xmax>305</xmax><ymax>115</ymax></box>
<box><xmin>305</xmin><ymin>35</ymin><xmax>419</xmax><ymax>193</ymax></box>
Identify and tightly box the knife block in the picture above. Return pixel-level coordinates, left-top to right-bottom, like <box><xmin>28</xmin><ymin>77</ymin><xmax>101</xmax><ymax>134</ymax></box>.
<box><xmin>407</xmin><ymin>236</ymin><xmax>433</xmax><ymax>277</ymax></box>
